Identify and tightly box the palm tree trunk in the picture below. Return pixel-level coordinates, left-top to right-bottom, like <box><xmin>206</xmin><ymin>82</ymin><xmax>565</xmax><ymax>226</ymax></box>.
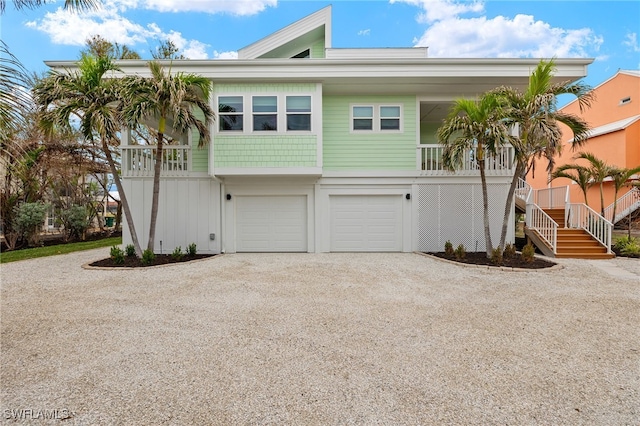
<box><xmin>499</xmin><ymin>161</ymin><xmax>526</xmax><ymax>251</ymax></box>
<box><xmin>479</xmin><ymin>159</ymin><xmax>493</xmax><ymax>258</ymax></box>
<box><xmin>147</xmin><ymin>133</ymin><xmax>164</xmax><ymax>252</ymax></box>
<box><xmin>599</xmin><ymin>183</ymin><xmax>605</xmax><ymax>216</ymax></box>
<box><xmin>103</xmin><ymin>139</ymin><xmax>143</xmax><ymax>257</ymax></box>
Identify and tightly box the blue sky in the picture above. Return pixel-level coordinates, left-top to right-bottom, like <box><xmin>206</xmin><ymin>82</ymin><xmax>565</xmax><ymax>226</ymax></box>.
<box><xmin>2</xmin><ymin>0</ymin><xmax>639</xmax><ymax>90</ymax></box>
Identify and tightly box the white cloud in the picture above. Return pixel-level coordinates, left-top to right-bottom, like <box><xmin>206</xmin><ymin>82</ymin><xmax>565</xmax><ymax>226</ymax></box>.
<box><xmin>213</xmin><ymin>50</ymin><xmax>238</xmax><ymax>60</ymax></box>
<box><xmin>358</xmin><ymin>29</ymin><xmax>371</xmax><ymax>36</ymax></box>
<box><xmin>164</xmin><ymin>31</ymin><xmax>210</xmax><ymax>59</ymax></box>
<box><xmin>140</xmin><ymin>0</ymin><xmax>277</xmax><ymax>15</ymax></box>
<box><xmin>623</xmin><ymin>32</ymin><xmax>640</xmax><ymax>52</ymax></box>
<box><xmin>393</xmin><ymin>0</ymin><xmax>603</xmax><ymax>58</ymax></box>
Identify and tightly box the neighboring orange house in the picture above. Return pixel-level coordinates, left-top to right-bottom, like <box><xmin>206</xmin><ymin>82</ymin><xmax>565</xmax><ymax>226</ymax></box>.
<box><xmin>527</xmin><ymin>70</ymin><xmax>640</xmax><ymax>218</ymax></box>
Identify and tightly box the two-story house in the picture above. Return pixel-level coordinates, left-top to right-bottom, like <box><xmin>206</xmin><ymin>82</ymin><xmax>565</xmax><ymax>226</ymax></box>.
<box><xmin>46</xmin><ymin>6</ymin><xmax>592</xmax><ymax>254</ymax></box>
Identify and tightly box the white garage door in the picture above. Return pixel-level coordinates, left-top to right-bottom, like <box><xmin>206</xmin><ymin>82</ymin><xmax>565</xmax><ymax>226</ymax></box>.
<box><xmin>330</xmin><ymin>195</ymin><xmax>403</xmax><ymax>252</ymax></box>
<box><xmin>236</xmin><ymin>196</ymin><xmax>307</xmax><ymax>252</ymax></box>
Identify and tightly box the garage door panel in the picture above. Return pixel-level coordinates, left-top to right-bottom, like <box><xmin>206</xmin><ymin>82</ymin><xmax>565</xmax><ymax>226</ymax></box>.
<box><xmin>330</xmin><ymin>195</ymin><xmax>402</xmax><ymax>252</ymax></box>
<box><xmin>236</xmin><ymin>196</ymin><xmax>307</xmax><ymax>252</ymax></box>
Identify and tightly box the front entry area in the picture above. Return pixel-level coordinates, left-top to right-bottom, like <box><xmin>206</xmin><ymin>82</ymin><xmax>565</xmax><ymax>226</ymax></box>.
<box><xmin>329</xmin><ymin>195</ymin><xmax>403</xmax><ymax>252</ymax></box>
<box><xmin>235</xmin><ymin>195</ymin><xmax>308</xmax><ymax>252</ymax></box>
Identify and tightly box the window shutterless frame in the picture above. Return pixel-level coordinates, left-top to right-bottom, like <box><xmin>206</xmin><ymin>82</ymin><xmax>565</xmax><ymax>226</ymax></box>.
<box><xmin>218</xmin><ymin>96</ymin><xmax>244</xmax><ymax>131</ymax></box>
<box><xmin>351</xmin><ymin>104</ymin><xmax>402</xmax><ymax>132</ymax></box>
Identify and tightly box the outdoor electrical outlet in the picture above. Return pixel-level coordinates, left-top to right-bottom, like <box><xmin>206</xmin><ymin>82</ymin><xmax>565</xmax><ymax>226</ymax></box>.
<box><xmin>210</xmin><ymin>233</ymin><xmax>215</xmax><ymax>240</ymax></box>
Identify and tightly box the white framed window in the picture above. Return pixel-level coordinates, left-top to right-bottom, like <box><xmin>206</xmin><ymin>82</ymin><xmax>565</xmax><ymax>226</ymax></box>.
<box><xmin>380</xmin><ymin>106</ymin><xmax>401</xmax><ymax>131</ymax></box>
<box><xmin>252</xmin><ymin>96</ymin><xmax>278</xmax><ymax>131</ymax></box>
<box><xmin>218</xmin><ymin>96</ymin><xmax>244</xmax><ymax>131</ymax></box>
<box><xmin>351</xmin><ymin>104</ymin><xmax>402</xmax><ymax>132</ymax></box>
<box><xmin>286</xmin><ymin>96</ymin><xmax>312</xmax><ymax>131</ymax></box>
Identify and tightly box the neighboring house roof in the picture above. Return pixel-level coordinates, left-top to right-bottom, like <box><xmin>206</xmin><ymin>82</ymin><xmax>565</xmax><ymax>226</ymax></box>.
<box><xmin>568</xmin><ymin>114</ymin><xmax>640</xmax><ymax>142</ymax></box>
<box><xmin>561</xmin><ymin>69</ymin><xmax>640</xmax><ymax>111</ymax></box>
<box><xmin>620</xmin><ymin>70</ymin><xmax>640</xmax><ymax>77</ymax></box>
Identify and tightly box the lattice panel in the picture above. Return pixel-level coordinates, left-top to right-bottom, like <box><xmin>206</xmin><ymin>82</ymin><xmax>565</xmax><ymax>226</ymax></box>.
<box><xmin>418</xmin><ymin>183</ymin><xmax>514</xmax><ymax>252</ymax></box>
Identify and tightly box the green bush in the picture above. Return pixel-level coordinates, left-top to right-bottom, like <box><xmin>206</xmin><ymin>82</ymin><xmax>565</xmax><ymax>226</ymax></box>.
<box><xmin>172</xmin><ymin>246</ymin><xmax>184</xmax><ymax>260</ymax></box>
<box><xmin>187</xmin><ymin>243</ymin><xmax>197</xmax><ymax>257</ymax></box>
<box><xmin>503</xmin><ymin>243</ymin><xmax>517</xmax><ymax>259</ymax></box>
<box><xmin>125</xmin><ymin>244</ymin><xmax>136</xmax><ymax>257</ymax></box>
<box><xmin>618</xmin><ymin>237</ymin><xmax>640</xmax><ymax>257</ymax></box>
<box><xmin>14</xmin><ymin>202</ymin><xmax>49</xmax><ymax>247</ymax></box>
<box><xmin>454</xmin><ymin>244</ymin><xmax>466</xmax><ymax>261</ymax></box>
<box><xmin>490</xmin><ymin>247</ymin><xmax>503</xmax><ymax>265</ymax></box>
<box><xmin>444</xmin><ymin>240</ymin><xmax>454</xmax><ymax>258</ymax></box>
<box><xmin>58</xmin><ymin>205</ymin><xmax>90</xmax><ymax>241</ymax></box>
<box><xmin>521</xmin><ymin>243</ymin><xmax>536</xmax><ymax>263</ymax></box>
<box><xmin>110</xmin><ymin>245</ymin><xmax>125</xmax><ymax>265</ymax></box>
<box><xmin>141</xmin><ymin>249</ymin><xmax>155</xmax><ymax>266</ymax></box>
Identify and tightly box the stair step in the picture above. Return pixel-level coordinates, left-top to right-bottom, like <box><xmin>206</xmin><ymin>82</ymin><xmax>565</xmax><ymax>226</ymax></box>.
<box><xmin>557</xmin><ymin>246</ymin><xmax>609</xmax><ymax>254</ymax></box>
<box><xmin>555</xmin><ymin>253</ymin><xmax>615</xmax><ymax>259</ymax></box>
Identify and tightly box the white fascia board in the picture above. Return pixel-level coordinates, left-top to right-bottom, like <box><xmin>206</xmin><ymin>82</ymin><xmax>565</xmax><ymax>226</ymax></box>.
<box><xmin>46</xmin><ymin>57</ymin><xmax>593</xmax><ymax>81</ymax></box>
<box><xmin>326</xmin><ymin>48</ymin><xmax>428</xmax><ymax>59</ymax></box>
<box><xmin>214</xmin><ymin>167</ymin><xmax>323</xmax><ymax>176</ymax></box>
<box><xmin>238</xmin><ymin>6</ymin><xmax>331</xmax><ymax>59</ymax></box>
<box><xmin>567</xmin><ymin>114</ymin><xmax>640</xmax><ymax>142</ymax></box>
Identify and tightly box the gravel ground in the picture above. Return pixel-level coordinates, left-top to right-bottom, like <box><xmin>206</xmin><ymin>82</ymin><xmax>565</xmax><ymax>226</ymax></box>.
<box><xmin>1</xmin><ymin>250</ymin><xmax>639</xmax><ymax>425</ymax></box>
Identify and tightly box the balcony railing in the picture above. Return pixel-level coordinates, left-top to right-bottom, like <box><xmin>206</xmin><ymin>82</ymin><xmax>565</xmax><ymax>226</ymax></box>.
<box><xmin>418</xmin><ymin>144</ymin><xmax>514</xmax><ymax>175</ymax></box>
<box><xmin>121</xmin><ymin>145</ymin><xmax>191</xmax><ymax>177</ymax></box>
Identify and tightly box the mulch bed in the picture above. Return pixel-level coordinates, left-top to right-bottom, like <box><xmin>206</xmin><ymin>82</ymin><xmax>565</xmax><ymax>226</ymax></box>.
<box><xmin>89</xmin><ymin>254</ymin><xmax>216</xmax><ymax>268</ymax></box>
<box><xmin>428</xmin><ymin>251</ymin><xmax>557</xmax><ymax>269</ymax></box>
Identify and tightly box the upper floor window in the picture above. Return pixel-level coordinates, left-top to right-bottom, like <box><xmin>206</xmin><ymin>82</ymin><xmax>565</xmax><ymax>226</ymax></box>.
<box><xmin>352</xmin><ymin>105</ymin><xmax>402</xmax><ymax>132</ymax></box>
<box><xmin>253</xmin><ymin>96</ymin><xmax>278</xmax><ymax>131</ymax></box>
<box><xmin>219</xmin><ymin>96</ymin><xmax>243</xmax><ymax>131</ymax></box>
<box><xmin>286</xmin><ymin>96</ymin><xmax>311</xmax><ymax>131</ymax></box>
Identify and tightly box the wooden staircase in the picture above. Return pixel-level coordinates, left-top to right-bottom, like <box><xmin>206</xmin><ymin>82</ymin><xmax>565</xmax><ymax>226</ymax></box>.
<box><xmin>544</xmin><ymin>208</ymin><xmax>614</xmax><ymax>259</ymax></box>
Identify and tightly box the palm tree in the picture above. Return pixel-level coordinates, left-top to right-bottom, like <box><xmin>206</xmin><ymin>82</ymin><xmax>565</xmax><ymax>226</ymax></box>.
<box><xmin>0</xmin><ymin>41</ymin><xmax>31</xmax><ymax>144</ymax></box>
<box><xmin>119</xmin><ymin>61</ymin><xmax>214</xmax><ymax>253</ymax></box>
<box><xmin>493</xmin><ymin>59</ymin><xmax>593</xmax><ymax>249</ymax></box>
<box><xmin>438</xmin><ymin>94</ymin><xmax>511</xmax><ymax>257</ymax></box>
<box><xmin>551</xmin><ymin>163</ymin><xmax>593</xmax><ymax>206</ymax></box>
<box><xmin>34</xmin><ymin>54</ymin><xmax>144</xmax><ymax>257</ymax></box>
<box><xmin>1</xmin><ymin>0</ymin><xmax>99</xmax><ymax>13</ymax></box>
<box><xmin>575</xmin><ymin>152</ymin><xmax>612</xmax><ymax>216</ymax></box>
<box><xmin>609</xmin><ymin>165</ymin><xmax>640</xmax><ymax>223</ymax></box>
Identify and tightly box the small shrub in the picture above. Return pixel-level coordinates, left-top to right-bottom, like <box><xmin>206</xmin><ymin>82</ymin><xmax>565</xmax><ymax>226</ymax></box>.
<box><xmin>14</xmin><ymin>202</ymin><xmax>49</xmax><ymax>247</ymax></box>
<box><xmin>110</xmin><ymin>246</ymin><xmax>125</xmax><ymax>265</ymax></box>
<box><xmin>521</xmin><ymin>242</ymin><xmax>536</xmax><ymax>263</ymax></box>
<box><xmin>58</xmin><ymin>205</ymin><xmax>90</xmax><ymax>241</ymax></box>
<box><xmin>141</xmin><ymin>249</ymin><xmax>155</xmax><ymax>266</ymax></box>
<box><xmin>125</xmin><ymin>244</ymin><xmax>136</xmax><ymax>257</ymax></box>
<box><xmin>172</xmin><ymin>246</ymin><xmax>184</xmax><ymax>260</ymax></box>
<box><xmin>454</xmin><ymin>244</ymin><xmax>466</xmax><ymax>261</ymax></box>
<box><xmin>187</xmin><ymin>243</ymin><xmax>197</xmax><ymax>257</ymax></box>
<box><xmin>620</xmin><ymin>238</ymin><xmax>640</xmax><ymax>257</ymax></box>
<box><xmin>444</xmin><ymin>240</ymin><xmax>454</xmax><ymax>258</ymax></box>
<box><xmin>503</xmin><ymin>243</ymin><xmax>517</xmax><ymax>259</ymax></box>
<box><xmin>490</xmin><ymin>247</ymin><xmax>503</xmax><ymax>265</ymax></box>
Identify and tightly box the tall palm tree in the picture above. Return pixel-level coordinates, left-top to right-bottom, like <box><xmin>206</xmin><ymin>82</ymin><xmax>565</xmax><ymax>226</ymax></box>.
<box><xmin>1</xmin><ymin>0</ymin><xmax>98</xmax><ymax>13</ymax></box>
<box><xmin>438</xmin><ymin>93</ymin><xmax>511</xmax><ymax>257</ymax></box>
<box><xmin>608</xmin><ymin>165</ymin><xmax>640</xmax><ymax>223</ymax></box>
<box><xmin>34</xmin><ymin>54</ymin><xmax>143</xmax><ymax>257</ymax></box>
<box><xmin>0</xmin><ymin>41</ymin><xmax>31</xmax><ymax>144</ymax></box>
<box><xmin>119</xmin><ymin>61</ymin><xmax>214</xmax><ymax>253</ymax></box>
<box><xmin>575</xmin><ymin>152</ymin><xmax>611</xmax><ymax>216</ymax></box>
<box><xmin>551</xmin><ymin>163</ymin><xmax>593</xmax><ymax>206</ymax></box>
<box><xmin>493</xmin><ymin>59</ymin><xmax>593</xmax><ymax>249</ymax></box>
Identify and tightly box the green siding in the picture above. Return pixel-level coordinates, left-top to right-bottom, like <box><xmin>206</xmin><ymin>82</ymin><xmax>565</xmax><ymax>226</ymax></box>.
<box><xmin>323</xmin><ymin>95</ymin><xmax>417</xmax><ymax>170</ymax></box>
<box><xmin>214</xmin><ymin>136</ymin><xmax>317</xmax><ymax>167</ymax></box>
<box><xmin>191</xmin><ymin>109</ymin><xmax>209</xmax><ymax>173</ymax></box>
<box><xmin>311</xmin><ymin>39</ymin><xmax>325</xmax><ymax>58</ymax></box>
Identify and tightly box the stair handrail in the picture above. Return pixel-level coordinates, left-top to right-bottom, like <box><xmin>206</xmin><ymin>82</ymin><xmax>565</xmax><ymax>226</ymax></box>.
<box><xmin>603</xmin><ymin>187</ymin><xmax>640</xmax><ymax>223</ymax></box>
<box><xmin>567</xmin><ymin>203</ymin><xmax>612</xmax><ymax>254</ymax></box>
<box><xmin>526</xmin><ymin>202</ymin><xmax>558</xmax><ymax>254</ymax></box>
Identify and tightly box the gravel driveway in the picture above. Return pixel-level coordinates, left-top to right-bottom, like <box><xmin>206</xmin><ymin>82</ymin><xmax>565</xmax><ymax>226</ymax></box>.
<box><xmin>1</xmin><ymin>250</ymin><xmax>639</xmax><ymax>425</ymax></box>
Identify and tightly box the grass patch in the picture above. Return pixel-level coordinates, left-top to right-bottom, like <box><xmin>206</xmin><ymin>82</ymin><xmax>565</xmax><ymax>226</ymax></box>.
<box><xmin>0</xmin><ymin>237</ymin><xmax>122</xmax><ymax>264</ymax></box>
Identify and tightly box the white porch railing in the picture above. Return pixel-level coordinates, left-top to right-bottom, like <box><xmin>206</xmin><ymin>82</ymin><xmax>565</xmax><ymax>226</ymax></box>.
<box><xmin>603</xmin><ymin>187</ymin><xmax>640</xmax><ymax>223</ymax></box>
<box><xmin>526</xmin><ymin>202</ymin><xmax>558</xmax><ymax>254</ymax></box>
<box><xmin>567</xmin><ymin>203</ymin><xmax>612</xmax><ymax>253</ymax></box>
<box><xmin>121</xmin><ymin>145</ymin><xmax>191</xmax><ymax>177</ymax></box>
<box><xmin>515</xmin><ymin>177</ymin><xmax>531</xmax><ymax>202</ymax></box>
<box><xmin>531</xmin><ymin>186</ymin><xmax>569</xmax><ymax>210</ymax></box>
<box><xmin>418</xmin><ymin>144</ymin><xmax>514</xmax><ymax>175</ymax></box>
